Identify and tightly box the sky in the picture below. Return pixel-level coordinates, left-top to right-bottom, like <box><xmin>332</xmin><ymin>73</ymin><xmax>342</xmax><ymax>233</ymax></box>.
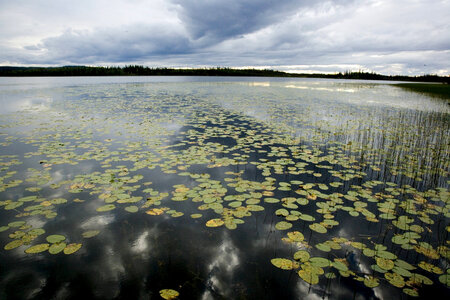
<box><xmin>0</xmin><ymin>0</ymin><xmax>449</xmax><ymax>75</ymax></box>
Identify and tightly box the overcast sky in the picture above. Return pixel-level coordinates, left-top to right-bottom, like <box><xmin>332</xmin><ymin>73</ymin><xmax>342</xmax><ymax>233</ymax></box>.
<box><xmin>0</xmin><ymin>0</ymin><xmax>449</xmax><ymax>75</ymax></box>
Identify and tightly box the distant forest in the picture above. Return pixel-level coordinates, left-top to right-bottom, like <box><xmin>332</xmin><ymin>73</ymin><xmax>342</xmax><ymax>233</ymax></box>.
<box><xmin>0</xmin><ymin>65</ymin><xmax>448</xmax><ymax>83</ymax></box>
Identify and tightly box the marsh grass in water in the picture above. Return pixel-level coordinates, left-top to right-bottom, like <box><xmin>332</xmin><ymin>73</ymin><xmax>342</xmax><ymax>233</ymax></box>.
<box><xmin>395</xmin><ymin>83</ymin><xmax>450</xmax><ymax>99</ymax></box>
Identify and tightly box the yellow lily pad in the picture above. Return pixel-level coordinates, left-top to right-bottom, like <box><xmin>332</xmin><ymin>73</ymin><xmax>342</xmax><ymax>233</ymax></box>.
<box><xmin>4</xmin><ymin>239</ymin><xmax>23</xmax><ymax>250</ymax></box>
<box><xmin>25</xmin><ymin>243</ymin><xmax>50</xmax><ymax>254</ymax></box>
<box><xmin>63</xmin><ymin>243</ymin><xmax>82</xmax><ymax>255</ymax></box>
<box><xmin>364</xmin><ymin>276</ymin><xmax>379</xmax><ymax>288</ymax></box>
<box><xmin>159</xmin><ymin>289</ymin><xmax>179</xmax><ymax>299</ymax></box>
<box><xmin>146</xmin><ymin>208</ymin><xmax>164</xmax><ymax>215</ymax></box>
<box><xmin>376</xmin><ymin>257</ymin><xmax>394</xmax><ymax>270</ymax></box>
<box><xmin>271</xmin><ymin>258</ymin><xmax>299</xmax><ymax>270</ymax></box>
<box><xmin>287</xmin><ymin>231</ymin><xmax>304</xmax><ymax>242</ymax></box>
<box><xmin>206</xmin><ymin>219</ymin><xmax>224</xmax><ymax>227</ymax></box>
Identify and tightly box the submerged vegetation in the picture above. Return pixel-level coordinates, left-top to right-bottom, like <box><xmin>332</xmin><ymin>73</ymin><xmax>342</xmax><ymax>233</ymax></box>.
<box><xmin>0</xmin><ymin>65</ymin><xmax>449</xmax><ymax>83</ymax></box>
<box><xmin>395</xmin><ymin>83</ymin><xmax>450</xmax><ymax>99</ymax></box>
<box><xmin>0</xmin><ymin>79</ymin><xmax>448</xmax><ymax>298</ymax></box>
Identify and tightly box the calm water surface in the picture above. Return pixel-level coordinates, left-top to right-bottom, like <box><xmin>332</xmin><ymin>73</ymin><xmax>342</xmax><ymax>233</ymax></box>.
<box><xmin>0</xmin><ymin>77</ymin><xmax>448</xmax><ymax>299</ymax></box>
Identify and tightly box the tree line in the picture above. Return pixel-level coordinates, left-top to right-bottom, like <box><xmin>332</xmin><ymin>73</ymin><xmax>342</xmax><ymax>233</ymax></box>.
<box><xmin>0</xmin><ymin>66</ymin><xmax>448</xmax><ymax>83</ymax></box>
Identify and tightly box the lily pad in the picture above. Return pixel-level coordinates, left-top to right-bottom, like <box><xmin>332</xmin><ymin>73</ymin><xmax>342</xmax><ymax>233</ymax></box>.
<box><xmin>146</xmin><ymin>208</ymin><xmax>164</xmax><ymax>215</ymax></box>
<box><xmin>271</xmin><ymin>258</ymin><xmax>299</xmax><ymax>270</ymax></box>
<box><xmin>8</xmin><ymin>221</ymin><xmax>26</xmax><ymax>228</ymax></box>
<box><xmin>315</xmin><ymin>243</ymin><xmax>331</xmax><ymax>252</ymax></box>
<box><xmin>287</xmin><ymin>231</ymin><xmax>304</xmax><ymax>242</ymax></box>
<box><xmin>376</xmin><ymin>257</ymin><xmax>394</xmax><ymax>270</ymax></box>
<box><xmin>159</xmin><ymin>289</ymin><xmax>179</xmax><ymax>299</ymax></box>
<box><xmin>96</xmin><ymin>204</ymin><xmax>116</xmax><ymax>212</ymax></box>
<box><xmin>49</xmin><ymin>242</ymin><xmax>67</xmax><ymax>254</ymax></box>
<box><xmin>46</xmin><ymin>234</ymin><xmax>66</xmax><ymax>244</ymax></box>
<box><xmin>206</xmin><ymin>219</ymin><xmax>224</xmax><ymax>227</ymax></box>
<box><xmin>294</xmin><ymin>250</ymin><xmax>310</xmax><ymax>262</ymax></box>
<box><xmin>298</xmin><ymin>269</ymin><xmax>319</xmax><ymax>284</ymax></box>
<box><xmin>63</xmin><ymin>243</ymin><xmax>82</xmax><ymax>255</ymax></box>
<box><xmin>124</xmin><ymin>205</ymin><xmax>139</xmax><ymax>213</ymax></box>
<box><xmin>82</xmin><ymin>230</ymin><xmax>100</xmax><ymax>238</ymax></box>
<box><xmin>4</xmin><ymin>239</ymin><xmax>23</xmax><ymax>250</ymax></box>
<box><xmin>309</xmin><ymin>223</ymin><xmax>327</xmax><ymax>234</ymax></box>
<box><xmin>403</xmin><ymin>288</ymin><xmax>419</xmax><ymax>297</ymax></box>
<box><xmin>25</xmin><ymin>243</ymin><xmax>50</xmax><ymax>254</ymax></box>
<box><xmin>310</xmin><ymin>257</ymin><xmax>331</xmax><ymax>268</ymax></box>
<box><xmin>438</xmin><ymin>274</ymin><xmax>449</xmax><ymax>286</ymax></box>
<box><xmin>275</xmin><ymin>221</ymin><xmax>292</xmax><ymax>230</ymax></box>
<box><xmin>364</xmin><ymin>276</ymin><xmax>380</xmax><ymax>288</ymax></box>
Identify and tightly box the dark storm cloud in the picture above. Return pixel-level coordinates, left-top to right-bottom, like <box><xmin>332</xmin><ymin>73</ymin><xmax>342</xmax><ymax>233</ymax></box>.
<box><xmin>38</xmin><ymin>25</ymin><xmax>192</xmax><ymax>64</ymax></box>
<box><xmin>171</xmin><ymin>0</ymin><xmax>303</xmax><ymax>41</ymax></box>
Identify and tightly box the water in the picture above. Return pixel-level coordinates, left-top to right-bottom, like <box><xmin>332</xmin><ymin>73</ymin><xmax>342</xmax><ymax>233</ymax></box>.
<box><xmin>0</xmin><ymin>77</ymin><xmax>448</xmax><ymax>299</ymax></box>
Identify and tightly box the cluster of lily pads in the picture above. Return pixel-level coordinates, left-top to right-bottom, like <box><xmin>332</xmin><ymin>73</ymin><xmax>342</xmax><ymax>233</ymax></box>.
<box><xmin>0</xmin><ymin>82</ymin><xmax>448</xmax><ymax>298</ymax></box>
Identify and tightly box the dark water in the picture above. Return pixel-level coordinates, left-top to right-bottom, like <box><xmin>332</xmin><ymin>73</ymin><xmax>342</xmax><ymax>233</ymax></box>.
<box><xmin>0</xmin><ymin>77</ymin><xmax>448</xmax><ymax>300</ymax></box>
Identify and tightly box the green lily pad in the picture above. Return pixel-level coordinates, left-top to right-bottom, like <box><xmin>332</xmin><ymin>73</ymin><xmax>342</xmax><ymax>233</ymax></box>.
<box><xmin>376</xmin><ymin>250</ymin><xmax>396</xmax><ymax>260</ymax></box>
<box><xmin>363</xmin><ymin>248</ymin><xmax>375</xmax><ymax>257</ymax></box>
<box><xmin>371</xmin><ymin>264</ymin><xmax>388</xmax><ymax>273</ymax></box>
<box><xmin>275</xmin><ymin>209</ymin><xmax>289</xmax><ymax>216</ymax></box>
<box><xmin>265</xmin><ymin>198</ymin><xmax>280</xmax><ymax>203</ymax></box>
<box><xmin>392</xmin><ymin>235</ymin><xmax>409</xmax><ymax>245</ymax></box>
<box><xmin>410</xmin><ymin>273</ymin><xmax>433</xmax><ymax>285</ymax></box>
<box><xmin>8</xmin><ymin>221</ymin><xmax>26</xmax><ymax>228</ymax></box>
<box><xmin>364</xmin><ymin>276</ymin><xmax>379</xmax><ymax>288</ymax></box>
<box><xmin>376</xmin><ymin>257</ymin><xmax>394</xmax><ymax>270</ymax></box>
<box><xmin>275</xmin><ymin>221</ymin><xmax>292</xmax><ymax>230</ymax></box>
<box><xmin>298</xmin><ymin>269</ymin><xmax>319</xmax><ymax>284</ymax></box>
<box><xmin>315</xmin><ymin>243</ymin><xmax>331</xmax><ymax>252</ymax></box>
<box><xmin>96</xmin><ymin>204</ymin><xmax>116</xmax><ymax>212</ymax></box>
<box><xmin>309</xmin><ymin>223</ymin><xmax>327</xmax><ymax>234</ymax></box>
<box><xmin>392</xmin><ymin>266</ymin><xmax>412</xmax><ymax>277</ymax></box>
<box><xmin>438</xmin><ymin>274</ymin><xmax>449</xmax><ymax>286</ymax></box>
<box><xmin>310</xmin><ymin>257</ymin><xmax>331</xmax><ymax>268</ymax></box>
<box><xmin>385</xmin><ymin>272</ymin><xmax>405</xmax><ymax>288</ymax></box>
<box><xmin>5</xmin><ymin>202</ymin><xmax>23</xmax><ymax>210</ymax></box>
<box><xmin>332</xmin><ymin>260</ymin><xmax>348</xmax><ymax>272</ymax></box>
<box><xmin>82</xmin><ymin>230</ymin><xmax>100</xmax><ymax>238</ymax></box>
<box><xmin>299</xmin><ymin>214</ymin><xmax>315</xmax><ymax>221</ymax></box>
<box><xmin>294</xmin><ymin>250</ymin><xmax>310</xmax><ymax>262</ymax></box>
<box><xmin>395</xmin><ymin>259</ymin><xmax>416</xmax><ymax>270</ymax></box>
<box><xmin>28</xmin><ymin>228</ymin><xmax>45</xmax><ymax>236</ymax></box>
<box><xmin>402</xmin><ymin>288</ymin><xmax>419</xmax><ymax>297</ymax></box>
<box><xmin>46</xmin><ymin>234</ymin><xmax>66</xmax><ymax>244</ymax></box>
<box><xmin>124</xmin><ymin>205</ymin><xmax>139</xmax><ymax>213</ymax></box>
<box><xmin>49</xmin><ymin>242</ymin><xmax>67</xmax><ymax>254</ymax></box>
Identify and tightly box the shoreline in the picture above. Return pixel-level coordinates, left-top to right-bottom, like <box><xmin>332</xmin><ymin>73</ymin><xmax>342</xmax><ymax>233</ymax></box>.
<box><xmin>1</xmin><ymin>66</ymin><xmax>449</xmax><ymax>84</ymax></box>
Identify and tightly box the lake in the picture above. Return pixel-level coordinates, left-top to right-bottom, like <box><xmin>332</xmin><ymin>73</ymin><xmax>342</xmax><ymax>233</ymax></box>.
<box><xmin>0</xmin><ymin>76</ymin><xmax>448</xmax><ymax>299</ymax></box>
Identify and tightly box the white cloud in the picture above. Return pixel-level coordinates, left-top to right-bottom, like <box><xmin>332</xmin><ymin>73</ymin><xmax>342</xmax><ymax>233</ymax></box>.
<box><xmin>0</xmin><ymin>0</ymin><xmax>448</xmax><ymax>74</ymax></box>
